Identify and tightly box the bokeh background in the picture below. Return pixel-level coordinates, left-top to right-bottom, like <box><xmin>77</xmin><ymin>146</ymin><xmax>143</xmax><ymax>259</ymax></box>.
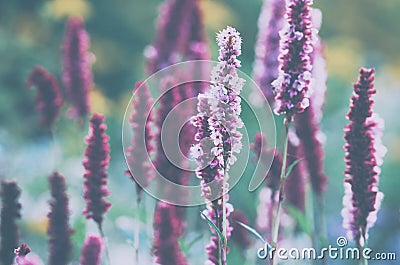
<box><xmin>0</xmin><ymin>0</ymin><xmax>399</xmax><ymax>264</ymax></box>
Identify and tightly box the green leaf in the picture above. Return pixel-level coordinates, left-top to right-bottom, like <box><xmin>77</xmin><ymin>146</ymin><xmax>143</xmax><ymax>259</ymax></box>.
<box><xmin>287</xmin><ymin>205</ymin><xmax>312</xmax><ymax>235</ymax></box>
<box><xmin>285</xmin><ymin>158</ymin><xmax>303</xmax><ymax>179</ymax></box>
<box><xmin>236</xmin><ymin>221</ymin><xmax>267</xmax><ymax>244</ymax></box>
<box><xmin>200</xmin><ymin>211</ymin><xmax>224</xmax><ymax>243</ymax></box>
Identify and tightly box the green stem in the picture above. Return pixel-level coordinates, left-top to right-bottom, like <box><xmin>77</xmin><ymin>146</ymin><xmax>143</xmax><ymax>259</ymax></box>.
<box><xmin>213</xmin><ymin>203</ymin><xmax>223</xmax><ymax>265</ymax></box>
<box><xmin>358</xmin><ymin>233</ymin><xmax>369</xmax><ymax>265</ymax></box>
<box><xmin>99</xmin><ymin>225</ymin><xmax>112</xmax><ymax>265</ymax></box>
<box><xmin>312</xmin><ymin>192</ymin><xmax>326</xmax><ymax>265</ymax></box>
<box><xmin>222</xmin><ymin>170</ymin><xmax>227</xmax><ymax>259</ymax></box>
<box><xmin>364</xmin><ymin>255</ymin><xmax>368</xmax><ymax>265</ymax></box>
<box><xmin>268</xmin><ymin>194</ymin><xmax>277</xmax><ymax>243</ymax></box>
<box><xmin>270</xmin><ymin>120</ymin><xmax>290</xmax><ymax>265</ymax></box>
<box><xmin>134</xmin><ymin>196</ymin><xmax>141</xmax><ymax>265</ymax></box>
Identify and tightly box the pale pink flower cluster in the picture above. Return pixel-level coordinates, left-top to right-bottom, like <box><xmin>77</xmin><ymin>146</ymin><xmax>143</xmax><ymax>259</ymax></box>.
<box><xmin>191</xmin><ymin>26</ymin><xmax>245</xmax><ymax>265</ymax></box>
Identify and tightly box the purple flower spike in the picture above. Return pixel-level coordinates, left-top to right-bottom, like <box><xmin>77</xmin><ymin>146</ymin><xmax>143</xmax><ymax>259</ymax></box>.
<box><xmin>153</xmin><ymin>202</ymin><xmax>188</xmax><ymax>265</ymax></box>
<box><xmin>151</xmin><ymin>77</ymin><xmax>192</xmax><ymax>228</ymax></box>
<box><xmin>253</xmin><ymin>0</ymin><xmax>286</xmax><ymax>104</ymax></box>
<box><xmin>251</xmin><ymin>132</ymin><xmax>282</xmax><ymax>191</ymax></box>
<box><xmin>184</xmin><ymin>0</ymin><xmax>209</xmax><ymax>61</ymax></box>
<box><xmin>293</xmin><ymin>17</ymin><xmax>327</xmax><ymax>194</ymax></box>
<box><xmin>308</xmin><ymin>36</ymin><xmax>327</xmax><ymax>123</ymax></box>
<box><xmin>26</xmin><ymin>66</ymin><xmax>63</xmax><ymax>128</ymax></box>
<box><xmin>294</xmin><ymin>105</ymin><xmax>327</xmax><ymax>195</ymax></box>
<box><xmin>62</xmin><ymin>17</ymin><xmax>92</xmax><ymax>120</ymax></box>
<box><xmin>273</xmin><ymin>0</ymin><xmax>316</xmax><ymax>119</ymax></box>
<box><xmin>0</xmin><ymin>181</ymin><xmax>21</xmax><ymax>265</ymax></box>
<box><xmin>342</xmin><ymin>68</ymin><xmax>385</xmax><ymax>246</ymax></box>
<box><xmin>148</xmin><ymin>2</ymin><xmax>208</xmax><ymax>252</ymax></box>
<box><xmin>153</xmin><ymin>77</ymin><xmax>193</xmax><ymax>210</ymax></box>
<box><xmin>83</xmin><ymin>114</ymin><xmax>111</xmax><ymax>229</ymax></box>
<box><xmin>192</xmin><ymin>27</ymin><xmax>244</xmax><ymax>198</ymax></box>
<box><xmin>125</xmin><ymin>82</ymin><xmax>155</xmax><ymax>202</ymax></box>
<box><xmin>183</xmin><ymin>0</ymin><xmax>210</xmax><ymax>98</ymax></box>
<box><xmin>146</xmin><ymin>0</ymin><xmax>194</xmax><ymax>73</ymax></box>
<box><xmin>48</xmin><ymin>172</ymin><xmax>73</xmax><ymax>265</ymax></box>
<box><xmin>192</xmin><ymin>26</ymin><xmax>244</xmax><ymax>265</ymax></box>
<box><xmin>80</xmin><ymin>236</ymin><xmax>103</xmax><ymax>265</ymax></box>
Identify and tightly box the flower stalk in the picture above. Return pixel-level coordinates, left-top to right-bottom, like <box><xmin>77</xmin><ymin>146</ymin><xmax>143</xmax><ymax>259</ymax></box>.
<box><xmin>192</xmin><ymin>26</ymin><xmax>244</xmax><ymax>265</ymax></box>
<box><xmin>270</xmin><ymin>121</ymin><xmax>290</xmax><ymax>265</ymax></box>
<box><xmin>270</xmin><ymin>1</ymin><xmax>316</xmax><ymax>262</ymax></box>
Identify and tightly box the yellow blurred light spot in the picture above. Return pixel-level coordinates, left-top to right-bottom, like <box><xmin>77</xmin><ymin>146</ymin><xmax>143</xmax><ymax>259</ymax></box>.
<box><xmin>382</xmin><ymin>63</ymin><xmax>400</xmax><ymax>83</ymax></box>
<box><xmin>90</xmin><ymin>89</ymin><xmax>111</xmax><ymax>115</ymax></box>
<box><xmin>325</xmin><ymin>38</ymin><xmax>363</xmax><ymax>81</ymax></box>
<box><xmin>16</xmin><ymin>14</ymin><xmax>48</xmax><ymax>44</ymax></box>
<box><xmin>91</xmin><ymin>39</ymin><xmax>123</xmax><ymax>74</ymax></box>
<box><xmin>46</xmin><ymin>0</ymin><xmax>91</xmax><ymax>20</ymax></box>
<box><xmin>392</xmin><ymin>139</ymin><xmax>400</xmax><ymax>159</ymax></box>
<box><xmin>200</xmin><ymin>0</ymin><xmax>234</xmax><ymax>31</ymax></box>
<box><xmin>26</xmin><ymin>219</ymin><xmax>48</xmax><ymax>235</ymax></box>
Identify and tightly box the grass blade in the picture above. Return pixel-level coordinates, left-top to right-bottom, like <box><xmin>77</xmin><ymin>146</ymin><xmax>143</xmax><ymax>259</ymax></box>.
<box><xmin>287</xmin><ymin>205</ymin><xmax>312</xmax><ymax>235</ymax></box>
<box><xmin>236</xmin><ymin>221</ymin><xmax>267</xmax><ymax>244</ymax></box>
<box><xmin>285</xmin><ymin>158</ymin><xmax>303</xmax><ymax>179</ymax></box>
<box><xmin>200</xmin><ymin>211</ymin><xmax>224</xmax><ymax>243</ymax></box>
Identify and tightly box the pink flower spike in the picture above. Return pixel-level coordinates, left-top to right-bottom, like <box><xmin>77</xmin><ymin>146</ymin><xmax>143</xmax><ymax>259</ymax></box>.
<box><xmin>83</xmin><ymin>114</ymin><xmax>111</xmax><ymax>229</ymax></box>
<box><xmin>192</xmin><ymin>26</ymin><xmax>244</xmax><ymax>265</ymax></box>
<box><xmin>47</xmin><ymin>172</ymin><xmax>73</xmax><ymax>265</ymax></box>
<box><xmin>153</xmin><ymin>202</ymin><xmax>188</xmax><ymax>265</ymax></box>
<box><xmin>273</xmin><ymin>0</ymin><xmax>316</xmax><ymax>119</ymax></box>
<box><xmin>146</xmin><ymin>0</ymin><xmax>196</xmax><ymax>73</ymax></box>
<box><xmin>62</xmin><ymin>17</ymin><xmax>92</xmax><ymax>120</ymax></box>
<box><xmin>184</xmin><ymin>0</ymin><xmax>209</xmax><ymax>62</ymax></box>
<box><xmin>252</xmin><ymin>0</ymin><xmax>286</xmax><ymax>104</ymax></box>
<box><xmin>0</xmin><ymin>181</ymin><xmax>21</xmax><ymax>265</ymax></box>
<box><xmin>26</xmin><ymin>66</ymin><xmax>63</xmax><ymax>129</ymax></box>
<box><xmin>342</xmin><ymin>68</ymin><xmax>385</xmax><ymax>246</ymax></box>
<box><xmin>125</xmin><ymin>82</ymin><xmax>155</xmax><ymax>202</ymax></box>
<box><xmin>80</xmin><ymin>236</ymin><xmax>103</xmax><ymax>265</ymax></box>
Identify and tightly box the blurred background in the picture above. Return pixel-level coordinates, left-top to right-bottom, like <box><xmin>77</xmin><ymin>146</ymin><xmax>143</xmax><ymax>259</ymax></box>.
<box><xmin>0</xmin><ymin>0</ymin><xmax>399</xmax><ymax>264</ymax></box>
